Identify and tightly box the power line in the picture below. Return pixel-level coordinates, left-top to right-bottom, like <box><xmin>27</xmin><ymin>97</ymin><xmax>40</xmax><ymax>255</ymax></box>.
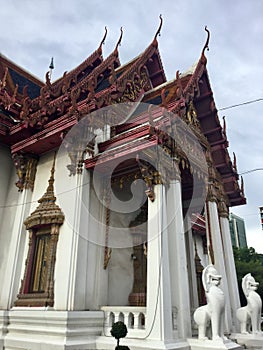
<box><xmin>218</xmin><ymin>98</ymin><xmax>263</xmax><ymax>111</ymax></box>
<box><xmin>239</xmin><ymin>168</ymin><xmax>263</xmax><ymax>175</ymax></box>
<box><xmin>0</xmin><ymin>168</ymin><xmax>262</xmax><ymax>210</ymax></box>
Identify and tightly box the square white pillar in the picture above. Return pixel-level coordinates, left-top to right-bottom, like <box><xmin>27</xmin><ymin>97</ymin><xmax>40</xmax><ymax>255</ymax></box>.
<box><xmin>167</xmin><ymin>178</ymin><xmax>192</xmax><ymax>339</ymax></box>
<box><xmin>146</xmin><ymin>183</ymin><xmax>173</xmax><ymax>342</ymax></box>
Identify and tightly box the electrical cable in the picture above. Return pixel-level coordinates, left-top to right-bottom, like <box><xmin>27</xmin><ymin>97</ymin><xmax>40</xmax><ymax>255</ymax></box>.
<box><xmin>239</xmin><ymin>168</ymin><xmax>263</xmax><ymax>175</ymax></box>
<box><xmin>1</xmin><ymin>166</ymin><xmax>263</xmax><ymax>210</ymax></box>
<box><xmin>218</xmin><ymin>98</ymin><xmax>263</xmax><ymax>111</ymax></box>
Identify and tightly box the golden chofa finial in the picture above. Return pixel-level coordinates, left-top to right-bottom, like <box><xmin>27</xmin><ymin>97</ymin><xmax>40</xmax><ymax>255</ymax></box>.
<box><xmin>201</xmin><ymin>26</ymin><xmax>210</xmax><ymax>64</ymax></box>
<box><xmin>152</xmin><ymin>14</ymin><xmax>163</xmax><ymax>47</ymax></box>
<box><xmin>114</xmin><ymin>27</ymin><xmax>123</xmax><ymax>55</ymax></box>
<box><xmin>98</xmin><ymin>26</ymin><xmax>108</xmax><ymax>54</ymax></box>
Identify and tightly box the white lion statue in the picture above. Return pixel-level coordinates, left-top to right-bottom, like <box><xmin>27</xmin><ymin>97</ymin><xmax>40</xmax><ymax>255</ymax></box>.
<box><xmin>193</xmin><ymin>265</ymin><xmax>225</xmax><ymax>340</ymax></box>
<box><xmin>236</xmin><ymin>273</ymin><xmax>262</xmax><ymax>335</ymax></box>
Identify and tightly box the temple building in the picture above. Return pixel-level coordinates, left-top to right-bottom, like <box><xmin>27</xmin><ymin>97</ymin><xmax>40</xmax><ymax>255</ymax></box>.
<box><xmin>0</xmin><ymin>21</ymin><xmax>246</xmax><ymax>350</ymax></box>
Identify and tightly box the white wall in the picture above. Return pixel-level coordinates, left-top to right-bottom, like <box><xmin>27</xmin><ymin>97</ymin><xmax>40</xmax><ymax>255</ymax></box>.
<box><xmin>0</xmin><ymin>146</ymin><xmax>32</xmax><ymax>308</ymax></box>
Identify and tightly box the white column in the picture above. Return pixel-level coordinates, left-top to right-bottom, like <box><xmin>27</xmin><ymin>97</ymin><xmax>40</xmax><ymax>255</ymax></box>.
<box><xmin>88</xmin><ymin>177</ymin><xmax>109</xmax><ymax>309</ymax></box>
<box><xmin>55</xmin><ymin>168</ymin><xmax>91</xmax><ymax>310</ymax></box>
<box><xmin>167</xmin><ymin>176</ymin><xmax>192</xmax><ymax>339</ymax></box>
<box><xmin>0</xmin><ymin>189</ymin><xmax>32</xmax><ymax>309</ymax></box>
<box><xmin>206</xmin><ymin>200</ymin><xmax>232</xmax><ymax>333</ymax></box>
<box><xmin>219</xmin><ymin>211</ymin><xmax>241</xmax><ymax>332</ymax></box>
<box><xmin>184</xmin><ymin>216</ymin><xmax>199</xmax><ymax>312</ymax></box>
<box><xmin>146</xmin><ymin>183</ymin><xmax>173</xmax><ymax>341</ymax></box>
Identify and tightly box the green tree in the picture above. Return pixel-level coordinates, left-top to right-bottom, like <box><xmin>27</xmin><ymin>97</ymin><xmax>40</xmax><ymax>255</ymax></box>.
<box><xmin>233</xmin><ymin>246</ymin><xmax>263</xmax><ymax>305</ymax></box>
<box><xmin>110</xmin><ymin>321</ymin><xmax>128</xmax><ymax>349</ymax></box>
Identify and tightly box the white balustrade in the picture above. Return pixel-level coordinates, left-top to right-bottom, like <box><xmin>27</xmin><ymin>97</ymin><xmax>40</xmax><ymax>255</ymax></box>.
<box><xmin>101</xmin><ymin>306</ymin><xmax>146</xmax><ymax>338</ymax></box>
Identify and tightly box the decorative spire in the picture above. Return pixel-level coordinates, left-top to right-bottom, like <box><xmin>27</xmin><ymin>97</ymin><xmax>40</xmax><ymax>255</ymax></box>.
<box><xmin>114</xmin><ymin>27</ymin><xmax>123</xmax><ymax>55</ymax></box>
<box><xmin>47</xmin><ymin>57</ymin><xmax>54</xmax><ymax>83</ymax></box>
<box><xmin>49</xmin><ymin>57</ymin><xmax>54</xmax><ymax>70</ymax></box>
<box><xmin>24</xmin><ymin>152</ymin><xmax>64</xmax><ymax>229</ymax></box>
<box><xmin>152</xmin><ymin>14</ymin><xmax>163</xmax><ymax>47</ymax></box>
<box><xmin>98</xmin><ymin>26</ymin><xmax>108</xmax><ymax>54</ymax></box>
<box><xmin>201</xmin><ymin>26</ymin><xmax>210</xmax><ymax>64</ymax></box>
<box><xmin>38</xmin><ymin>152</ymin><xmax>56</xmax><ymax>203</ymax></box>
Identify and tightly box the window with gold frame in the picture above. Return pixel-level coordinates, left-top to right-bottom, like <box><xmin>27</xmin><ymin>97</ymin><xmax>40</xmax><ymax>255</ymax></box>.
<box><xmin>15</xmin><ymin>155</ymin><xmax>64</xmax><ymax>307</ymax></box>
<box><xmin>29</xmin><ymin>228</ymin><xmax>51</xmax><ymax>294</ymax></box>
<box><xmin>15</xmin><ymin>224</ymin><xmax>60</xmax><ymax>307</ymax></box>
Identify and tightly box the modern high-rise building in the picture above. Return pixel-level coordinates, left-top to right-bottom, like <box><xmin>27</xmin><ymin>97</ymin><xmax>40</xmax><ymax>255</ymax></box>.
<box><xmin>229</xmin><ymin>212</ymin><xmax>247</xmax><ymax>248</ymax></box>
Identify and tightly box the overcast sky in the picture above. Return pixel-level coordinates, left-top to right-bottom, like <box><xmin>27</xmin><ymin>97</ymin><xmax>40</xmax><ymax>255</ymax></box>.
<box><xmin>1</xmin><ymin>0</ymin><xmax>262</xmax><ymax>252</ymax></box>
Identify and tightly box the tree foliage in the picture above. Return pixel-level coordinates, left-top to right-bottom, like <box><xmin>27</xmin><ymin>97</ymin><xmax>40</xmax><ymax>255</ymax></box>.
<box><xmin>110</xmin><ymin>321</ymin><xmax>128</xmax><ymax>348</ymax></box>
<box><xmin>233</xmin><ymin>246</ymin><xmax>263</xmax><ymax>305</ymax></box>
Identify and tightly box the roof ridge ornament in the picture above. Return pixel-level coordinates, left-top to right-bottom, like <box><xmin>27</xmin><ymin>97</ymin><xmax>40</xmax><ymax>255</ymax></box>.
<box><xmin>152</xmin><ymin>14</ymin><xmax>163</xmax><ymax>47</ymax></box>
<box><xmin>49</xmin><ymin>57</ymin><xmax>54</xmax><ymax>70</ymax></box>
<box><xmin>98</xmin><ymin>26</ymin><xmax>108</xmax><ymax>54</ymax></box>
<box><xmin>49</xmin><ymin>57</ymin><xmax>54</xmax><ymax>81</ymax></box>
<box><xmin>114</xmin><ymin>27</ymin><xmax>123</xmax><ymax>55</ymax></box>
<box><xmin>201</xmin><ymin>26</ymin><xmax>210</xmax><ymax>64</ymax></box>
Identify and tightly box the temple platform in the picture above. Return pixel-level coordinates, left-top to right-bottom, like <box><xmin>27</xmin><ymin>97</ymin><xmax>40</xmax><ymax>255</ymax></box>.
<box><xmin>96</xmin><ymin>336</ymin><xmax>190</xmax><ymax>350</ymax></box>
<box><xmin>187</xmin><ymin>337</ymin><xmax>244</xmax><ymax>350</ymax></box>
<box><xmin>230</xmin><ymin>333</ymin><xmax>263</xmax><ymax>350</ymax></box>
<box><xmin>1</xmin><ymin>309</ymin><xmax>104</xmax><ymax>350</ymax></box>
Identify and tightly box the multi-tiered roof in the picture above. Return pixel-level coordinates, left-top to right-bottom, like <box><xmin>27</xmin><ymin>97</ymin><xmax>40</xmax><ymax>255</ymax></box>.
<box><xmin>0</xmin><ymin>21</ymin><xmax>245</xmax><ymax>207</ymax></box>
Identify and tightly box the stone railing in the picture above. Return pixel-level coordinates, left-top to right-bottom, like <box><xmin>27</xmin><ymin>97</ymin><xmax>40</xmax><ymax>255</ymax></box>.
<box><xmin>101</xmin><ymin>306</ymin><xmax>147</xmax><ymax>338</ymax></box>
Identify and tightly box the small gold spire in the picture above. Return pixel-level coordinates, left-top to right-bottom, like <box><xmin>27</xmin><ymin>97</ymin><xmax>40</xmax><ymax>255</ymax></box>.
<box><xmin>24</xmin><ymin>151</ymin><xmax>64</xmax><ymax>230</ymax></box>
<box><xmin>38</xmin><ymin>151</ymin><xmax>56</xmax><ymax>203</ymax></box>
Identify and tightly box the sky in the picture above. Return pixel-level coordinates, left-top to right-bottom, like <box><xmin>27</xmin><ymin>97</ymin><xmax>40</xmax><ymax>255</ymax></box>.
<box><xmin>1</xmin><ymin>0</ymin><xmax>263</xmax><ymax>252</ymax></box>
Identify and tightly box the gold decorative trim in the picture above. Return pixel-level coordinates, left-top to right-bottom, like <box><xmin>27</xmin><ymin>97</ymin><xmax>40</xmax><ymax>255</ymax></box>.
<box><xmin>24</xmin><ymin>155</ymin><xmax>64</xmax><ymax>229</ymax></box>
<box><xmin>103</xmin><ymin>184</ymin><xmax>112</xmax><ymax>269</ymax></box>
<box><xmin>15</xmin><ymin>153</ymin><xmax>64</xmax><ymax>307</ymax></box>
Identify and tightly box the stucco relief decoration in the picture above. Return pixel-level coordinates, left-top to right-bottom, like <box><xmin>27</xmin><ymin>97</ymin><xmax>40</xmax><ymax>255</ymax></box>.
<box><xmin>24</xmin><ymin>155</ymin><xmax>64</xmax><ymax>229</ymax></box>
<box><xmin>12</xmin><ymin>152</ymin><xmax>38</xmax><ymax>191</ymax></box>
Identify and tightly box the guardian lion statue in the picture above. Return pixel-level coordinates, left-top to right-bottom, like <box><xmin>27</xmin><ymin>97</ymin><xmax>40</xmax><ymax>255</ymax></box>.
<box><xmin>193</xmin><ymin>265</ymin><xmax>225</xmax><ymax>340</ymax></box>
<box><xmin>236</xmin><ymin>273</ymin><xmax>262</xmax><ymax>335</ymax></box>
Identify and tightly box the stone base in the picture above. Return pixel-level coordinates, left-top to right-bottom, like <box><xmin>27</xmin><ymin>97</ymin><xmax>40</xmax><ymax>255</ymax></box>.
<box><xmin>230</xmin><ymin>333</ymin><xmax>263</xmax><ymax>349</ymax></box>
<box><xmin>97</xmin><ymin>336</ymin><xmax>190</xmax><ymax>350</ymax></box>
<box><xmin>2</xmin><ymin>308</ymin><xmax>104</xmax><ymax>350</ymax></box>
<box><xmin>187</xmin><ymin>338</ymin><xmax>244</xmax><ymax>350</ymax></box>
<box><xmin>0</xmin><ymin>311</ymin><xmax>8</xmax><ymax>350</ymax></box>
